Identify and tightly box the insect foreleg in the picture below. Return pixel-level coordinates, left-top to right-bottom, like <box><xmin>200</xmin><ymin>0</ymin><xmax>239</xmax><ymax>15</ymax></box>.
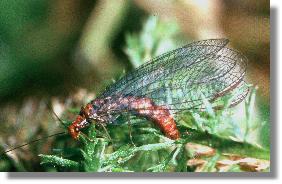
<box><xmin>97</xmin><ymin>122</ymin><xmax>112</xmax><ymax>142</ymax></box>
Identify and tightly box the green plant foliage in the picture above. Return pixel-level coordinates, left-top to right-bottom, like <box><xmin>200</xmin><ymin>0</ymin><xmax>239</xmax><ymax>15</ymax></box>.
<box><xmin>125</xmin><ymin>16</ymin><xmax>181</xmax><ymax>68</ymax></box>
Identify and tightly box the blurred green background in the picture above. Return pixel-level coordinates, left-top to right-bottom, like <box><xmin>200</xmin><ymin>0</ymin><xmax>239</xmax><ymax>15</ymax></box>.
<box><xmin>0</xmin><ymin>0</ymin><xmax>269</xmax><ymax>171</ymax></box>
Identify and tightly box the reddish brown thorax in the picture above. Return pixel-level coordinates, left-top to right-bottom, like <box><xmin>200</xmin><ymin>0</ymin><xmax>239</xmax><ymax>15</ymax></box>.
<box><xmin>68</xmin><ymin>97</ymin><xmax>180</xmax><ymax>140</ymax></box>
<box><xmin>68</xmin><ymin>103</ymin><xmax>94</xmax><ymax>139</ymax></box>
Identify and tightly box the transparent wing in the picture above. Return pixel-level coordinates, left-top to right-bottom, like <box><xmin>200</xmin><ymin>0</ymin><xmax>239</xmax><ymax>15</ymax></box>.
<box><xmin>99</xmin><ymin>39</ymin><xmax>248</xmax><ymax>114</ymax></box>
<box><xmin>100</xmin><ymin>39</ymin><xmax>229</xmax><ymax>98</ymax></box>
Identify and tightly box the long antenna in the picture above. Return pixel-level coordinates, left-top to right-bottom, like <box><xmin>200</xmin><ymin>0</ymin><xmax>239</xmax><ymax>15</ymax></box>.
<box><xmin>1</xmin><ymin>102</ymin><xmax>69</xmax><ymax>156</ymax></box>
<box><xmin>1</xmin><ymin>131</ymin><xmax>66</xmax><ymax>155</ymax></box>
<box><xmin>46</xmin><ymin>102</ymin><xmax>68</xmax><ymax>128</ymax></box>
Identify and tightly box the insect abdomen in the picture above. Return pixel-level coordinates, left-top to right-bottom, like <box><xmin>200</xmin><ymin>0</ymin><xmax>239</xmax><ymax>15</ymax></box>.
<box><xmin>119</xmin><ymin>97</ymin><xmax>180</xmax><ymax>140</ymax></box>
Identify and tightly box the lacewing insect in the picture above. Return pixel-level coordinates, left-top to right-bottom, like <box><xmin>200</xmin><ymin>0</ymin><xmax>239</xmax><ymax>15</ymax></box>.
<box><xmin>69</xmin><ymin>38</ymin><xmax>249</xmax><ymax>141</ymax></box>
<box><xmin>2</xmin><ymin>39</ymin><xmax>249</xmax><ymax>155</ymax></box>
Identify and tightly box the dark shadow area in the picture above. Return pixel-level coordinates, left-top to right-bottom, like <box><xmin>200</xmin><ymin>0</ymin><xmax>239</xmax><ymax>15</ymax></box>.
<box><xmin>269</xmin><ymin>6</ymin><xmax>278</xmax><ymax>178</ymax></box>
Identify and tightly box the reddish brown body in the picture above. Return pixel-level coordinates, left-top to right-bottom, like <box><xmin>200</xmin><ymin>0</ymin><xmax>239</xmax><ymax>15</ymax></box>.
<box><xmin>68</xmin><ymin>96</ymin><xmax>180</xmax><ymax>140</ymax></box>
<box><xmin>125</xmin><ymin>97</ymin><xmax>180</xmax><ymax>140</ymax></box>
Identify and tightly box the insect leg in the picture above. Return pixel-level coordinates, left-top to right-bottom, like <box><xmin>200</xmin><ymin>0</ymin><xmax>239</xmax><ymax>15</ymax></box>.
<box><xmin>98</xmin><ymin>123</ymin><xmax>112</xmax><ymax>143</ymax></box>
<box><xmin>79</xmin><ymin>131</ymin><xmax>94</xmax><ymax>142</ymax></box>
<box><xmin>127</xmin><ymin>113</ymin><xmax>136</xmax><ymax>147</ymax></box>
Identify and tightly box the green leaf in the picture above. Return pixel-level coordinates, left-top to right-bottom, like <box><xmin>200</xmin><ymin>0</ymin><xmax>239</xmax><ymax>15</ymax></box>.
<box><xmin>39</xmin><ymin>154</ymin><xmax>79</xmax><ymax>169</ymax></box>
